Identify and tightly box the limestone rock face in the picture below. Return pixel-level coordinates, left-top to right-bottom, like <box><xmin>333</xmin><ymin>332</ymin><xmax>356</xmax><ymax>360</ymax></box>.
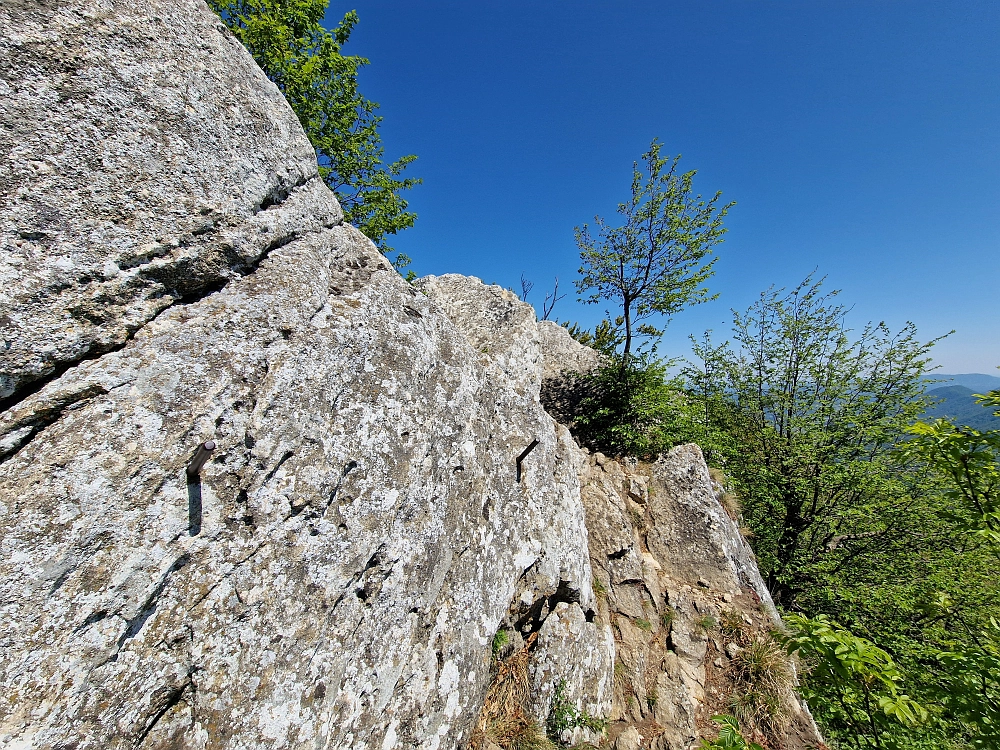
<box><xmin>536</xmin><ymin>321</ymin><xmax>601</xmax><ymax>429</ymax></box>
<box><xmin>577</xmin><ymin>447</ymin><xmax>823</xmax><ymax>750</ymax></box>
<box><xmin>0</xmin><ymin>0</ymin><xmax>335</xmax><ymax>404</ymax></box>
<box><xmin>419</xmin><ymin>275</ymin><xmax>614</xmax><ymax>731</ymax></box>
<box><xmin>0</xmin><ymin>3</ymin><xmax>608</xmax><ymax>749</ymax></box>
<box><xmin>536</xmin><ymin>321</ymin><xmax>600</xmax><ymax>383</ymax></box>
<box><xmin>2</xmin><ymin>1</ymin><xmax>821</xmax><ymax>749</ymax></box>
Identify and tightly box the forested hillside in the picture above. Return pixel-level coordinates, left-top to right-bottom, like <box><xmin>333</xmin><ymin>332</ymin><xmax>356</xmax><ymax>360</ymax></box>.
<box><xmin>924</xmin><ymin>385</ymin><xmax>1000</xmax><ymax>431</ymax></box>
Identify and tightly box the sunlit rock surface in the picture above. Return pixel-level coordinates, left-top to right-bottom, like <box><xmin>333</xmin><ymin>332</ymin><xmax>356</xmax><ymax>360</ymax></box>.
<box><xmin>0</xmin><ymin>1</ymin><xmax>820</xmax><ymax>748</ymax></box>
<box><xmin>0</xmin><ymin>2</ymin><xmax>606</xmax><ymax>747</ymax></box>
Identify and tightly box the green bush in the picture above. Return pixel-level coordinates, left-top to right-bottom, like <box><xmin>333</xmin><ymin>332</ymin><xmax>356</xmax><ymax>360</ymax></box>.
<box><xmin>700</xmin><ymin>715</ymin><xmax>764</xmax><ymax>750</ymax></box>
<box><xmin>546</xmin><ymin>680</ymin><xmax>607</xmax><ymax>745</ymax></box>
<box><xmin>573</xmin><ymin>354</ymin><xmax>691</xmax><ymax>458</ymax></box>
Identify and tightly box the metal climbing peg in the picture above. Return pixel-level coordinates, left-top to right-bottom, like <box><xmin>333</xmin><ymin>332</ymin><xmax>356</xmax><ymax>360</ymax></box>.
<box><xmin>516</xmin><ymin>439</ymin><xmax>539</xmax><ymax>483</ymax></box>
<box><xmin>187</xmin><ymin>440</ymin><xmax>216</xmax><ymax>477</ymax></box>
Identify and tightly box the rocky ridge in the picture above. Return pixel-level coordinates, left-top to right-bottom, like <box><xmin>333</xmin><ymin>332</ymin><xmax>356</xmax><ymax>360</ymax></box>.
<box><xmin>2</xmin><ymin>2</ymin><xmax>607</xmax><ymax>747</ymax></box>
<box><xmin>1</xmin><ymin>2</ymin><xmax>819</xmax><ymax>749</ymax></box>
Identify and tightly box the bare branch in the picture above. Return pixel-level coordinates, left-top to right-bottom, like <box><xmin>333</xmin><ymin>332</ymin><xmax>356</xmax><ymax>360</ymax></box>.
<box><xmin>519</xmin><ymin>274</ymin><xmax>533</xmax><ymax>302</ymax></box>
<box><xmin>541</xmin><ymin>277</ymin><xmax>567</xmax><ymax>321</ymax></box>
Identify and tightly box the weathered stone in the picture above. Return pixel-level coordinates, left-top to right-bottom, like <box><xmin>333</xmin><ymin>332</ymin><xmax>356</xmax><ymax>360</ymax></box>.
<box><xmin>572</xmin><ymin>444</ymin><xmax>824</xmax><ymax>750</ymax></box>
<box><xmin>527</xmin><ymin>601</ymin><xmax>614</xmax><ymax>745</ymax></box>
<box><xmin>536</xmin><ymin>320</ymin><xmax>600</xmax><ymax>382</ymax></box>
<box><xmin>0</xmin><ymin>0</ymin><xmax>337</xmax><ymax>404</ymax></box>
<box><xmin>537</xmin><ymin>320</ymin><xmax>600</xmax><ymax>428</ymax></box>
<box><xmin>616</xmin><ymin>726</ymin><xmax>642</xmax><ymax>750</ymax></box>
<box><xmin>0</xmin><ymin>2</ymin><xmax>609</xmax><ymax>748</ymax></box>
<box><xmin>2</xmin><ymin>1</ymin><xmax>824</xmax><ymax>748</ymax></box>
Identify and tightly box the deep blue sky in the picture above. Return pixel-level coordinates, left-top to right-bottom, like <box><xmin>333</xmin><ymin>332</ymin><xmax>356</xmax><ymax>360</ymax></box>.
<box><xmin>326</xmin><ymin>1</ymin><xmax>999</xmax><ymax>373</ymax></box>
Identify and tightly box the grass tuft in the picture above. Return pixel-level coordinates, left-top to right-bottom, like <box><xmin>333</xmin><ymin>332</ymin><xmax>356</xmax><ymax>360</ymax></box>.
<box><xmin>472</xmin><ymin>634</ymin><xmax>554</xmax><ymax>750</ymax></box>
<box><xmin>728</xmin><ymin>636</ymin><xmax>794</xmax><ymax>740</ymax></box>
<box><xmin>696</xmin><ymin>614</ymin><xmax>718</xmax><ymax>632</ymax></box>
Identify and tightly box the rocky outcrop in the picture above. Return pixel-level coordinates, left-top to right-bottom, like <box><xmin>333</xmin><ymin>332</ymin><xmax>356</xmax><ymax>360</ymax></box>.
<box><xmin>1</xmin><ymin>2</ymin><xmax>820</xmax><ymax>749</ymax></box>
<box><xmin>575</xmin><ymin>446</ymin><xmax>823</xmax><ymax>750</ymax></box>
<box><xmin>537</xmin><ymin>321</ymin><xmax>600</xmax><ymax>383</ymax></box>
<box><xmin>1</xmin><ymin>0</ymin><xmax>334</xmax><ymax>406</ymax></box>
<box><xmin>537</xmin><ymin>321</ymin><xmax>601</xmax><ymax>429</ymax></box>
<box><xmin>535</xmin><ymin>319</ymin><xmax>822</xmax><ymax>750</ymax></box>
<box><xmin>0</xmin><ymin>3</ymin><xmax>609</xmax><ymax>748</ymax></box>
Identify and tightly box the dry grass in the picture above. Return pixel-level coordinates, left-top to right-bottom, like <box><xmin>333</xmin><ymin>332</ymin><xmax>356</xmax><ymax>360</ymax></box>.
<box><xmin>719</xmin><ymin>609</ymin><xmax>751</xmax><ymax>642</ymax></box>
<box><xmin>612</xmin><ymin>658</ymin><xmax>634</xmax><ymax>702</ymax></box>
<box><xmin>482</xmin><ymin>715</ymin><xmax>552</xmax><ymax>750</ymax></box>
<box><xmin>720</xmin><ymin>491</ymin><xmax>741</xmax><ymax>521</ymax></box>
<box><xmin>728</xmin><ymin>636</ymin><xmax>794</xmax><ymax>740</ymax></box>
<box><xmin>471</xmin><ymin>633</ymin><xmax>554</xmax><ymax>750</ymax></box>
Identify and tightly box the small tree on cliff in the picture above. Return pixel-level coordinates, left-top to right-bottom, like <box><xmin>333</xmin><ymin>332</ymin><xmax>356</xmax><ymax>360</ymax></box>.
<box><xmin>575</xmin><ymin>139</ymin><xmax>734</xmax><ymax>364</ymax></box>
<box><xmin>208</xmin><ymin>0</ymin><xmax>420</xmax><ymax>264</ymax></box>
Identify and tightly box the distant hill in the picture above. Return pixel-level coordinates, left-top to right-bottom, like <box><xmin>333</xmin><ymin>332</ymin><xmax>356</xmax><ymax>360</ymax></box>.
<box><xmin>926</xmin><ymin>373</ymin><xmax>1000</xmax><ymax>392</ymax></box>
<box><xmin>922</xmin><ymin>385</ymin><xmax>1000</xmax><ymax>431</ymax></box>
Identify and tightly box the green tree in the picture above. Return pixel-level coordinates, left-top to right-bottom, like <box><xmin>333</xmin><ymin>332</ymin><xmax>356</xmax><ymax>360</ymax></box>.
<box><xmin>779</xmin><ymin>613</ymin><xmax>927</xmax><ymax>750</ymax></box>
<box><xmin>575</xmin><ymin>139</ymin><xmax>733</xmax><ymax>362</ymax></box>
<box><xmin>572</xmin><ymin>354</ymin><xmax>687</xmax><ymax>458</ymax></box>
<box><xmin>208</xmin><ymin>0</ymin><xmax>420</xmax><ymax>261</ymax></box>
<box><xmin>686</xmin><ymin>275</ymin><xmax>944</xmax><ymax>605</ymax></box>
<box><xmin>905</xmin><ymin>391</ymin><xmax>1000</xmax><ymax>748</ymax></box>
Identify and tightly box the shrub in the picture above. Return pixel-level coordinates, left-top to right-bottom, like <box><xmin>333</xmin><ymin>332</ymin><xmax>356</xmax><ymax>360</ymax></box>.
<box><xmin>700</xmin><ymin>715</ymin><xmax>764</xmax><ymax>750</ymax></box>
<box><xmin>546</xmin><ymin>679</ymin><xmax>607</xmax><ymax>745</ymax></box>
<box><xmin>573</xmin><ymin>355</ymin><xmax>690</xmax><ymax>458</ymax></box>
<box><xmin>778</xmin><ymin>613</ymin><xmax>928</xmax><ymax>740</ymax></box>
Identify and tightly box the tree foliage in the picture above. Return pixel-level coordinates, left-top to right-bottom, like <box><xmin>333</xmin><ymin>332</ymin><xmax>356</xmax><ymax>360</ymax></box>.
<box><xmin>699</xmin><ymin>715</ymin><xmax>764</xmax><ymax>750</ymax></box>
<box><xmin>208</xmin><ymin>0</ymin><xmax>420</xmax><ymax>259</ymax></box>
<box><xmin>904</xmin><ymin>390</ymin><xmax>1000</xmax><ymax>547</ymax></box>
<box><xmin>685</xmin><ymin>275</ymin><xmax>942</xmax><ymax>604</ymax></box>
<box><xmin>904</xmin><ymin>391</ymin><xmax>1000</xmax><ymax>747</ymax></box>
<box><xmin>575</xmin><ymin>139</ymin><xmax>733</xmax><ymax>361</ymax></box>
<box><xmin>572</xmin><ymin>354</ymin><xmax>691</xmax><ymax>458</ymax></box>
<box><xmin>780</xmin><ymin>613</ymin><xmax>928</xmax><ymax>748</ymax></box>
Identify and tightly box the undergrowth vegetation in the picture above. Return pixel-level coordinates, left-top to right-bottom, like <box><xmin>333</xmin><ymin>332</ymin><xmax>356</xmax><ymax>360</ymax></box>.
<box><xmin>563</xmin><ymin>273</ymin><xmax>1000</xmax><ymax>749</ymax></box>
<box><xmin>472</xmin><ymin>633</ymin><xmax>550</xmax><ymax>750</ymax></box>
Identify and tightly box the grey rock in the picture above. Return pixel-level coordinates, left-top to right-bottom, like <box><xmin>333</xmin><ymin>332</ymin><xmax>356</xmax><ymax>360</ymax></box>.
<box><xmin>537</xmin><ymin>320</ymin><xmax>600</xmax><ymax>427</ymax></box>
<box><xmin>0</xmin><ymin>2</ymin><xmax>610</xmax><ymax>749</ymax></box>
<box><xmin>647</xmin><ymin>445</ymin><xmax>779</xmax><ymax>620</ymax></box>
<box><xmin>536</xmin><ymin>320</ymin><xmax>600</xmax><ymax>382</ymax></box>
<box><xmin>1</xmin><ymin>0</ymin><xmax>337</xmax><ymax>404</ymax></box>
<box><xmin>616</xmin><ymin>726</ymin><xmax>642</xmax><ymax>750</ymax></box>
<box><xmin>528</xmin><ymin>601</ymin><xmax>614</xmax><ymax>745</ymax></box>
<box><xmin>578</xmin><ymin>444</ymin><xmax>823</xmax><ymax>750</ymax></box>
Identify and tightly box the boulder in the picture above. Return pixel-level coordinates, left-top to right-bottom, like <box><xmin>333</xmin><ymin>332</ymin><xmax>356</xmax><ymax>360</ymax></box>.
<box><xmin>0</xmin><ymin>2</ymin><xmax>608</xmax><ymax>748</ymax></box>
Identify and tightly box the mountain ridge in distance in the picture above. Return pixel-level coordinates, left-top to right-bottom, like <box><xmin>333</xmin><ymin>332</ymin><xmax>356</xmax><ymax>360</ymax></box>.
<box><xmin>926</xmin><ymin>372</ymin><xmax>1000</xmax><ymax>392</ymax></box>
<box><xmin>923</xmin><ymin>382</ymin><xmax>1000</xmax><ymax>431</ymax></box>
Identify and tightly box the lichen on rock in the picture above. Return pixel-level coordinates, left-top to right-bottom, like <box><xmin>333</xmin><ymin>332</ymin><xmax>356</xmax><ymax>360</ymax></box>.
<box><xmin>0</xmin><ymin>2</ymin><xmax>607</xmax><ymax>748</ymax></box>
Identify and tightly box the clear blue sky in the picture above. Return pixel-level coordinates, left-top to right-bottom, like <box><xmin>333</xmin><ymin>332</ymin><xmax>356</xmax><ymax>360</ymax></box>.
<box><xmin>326</xmin><ymin>1</ymin><xmax>999</xmax><ymax>373</ymax></box>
